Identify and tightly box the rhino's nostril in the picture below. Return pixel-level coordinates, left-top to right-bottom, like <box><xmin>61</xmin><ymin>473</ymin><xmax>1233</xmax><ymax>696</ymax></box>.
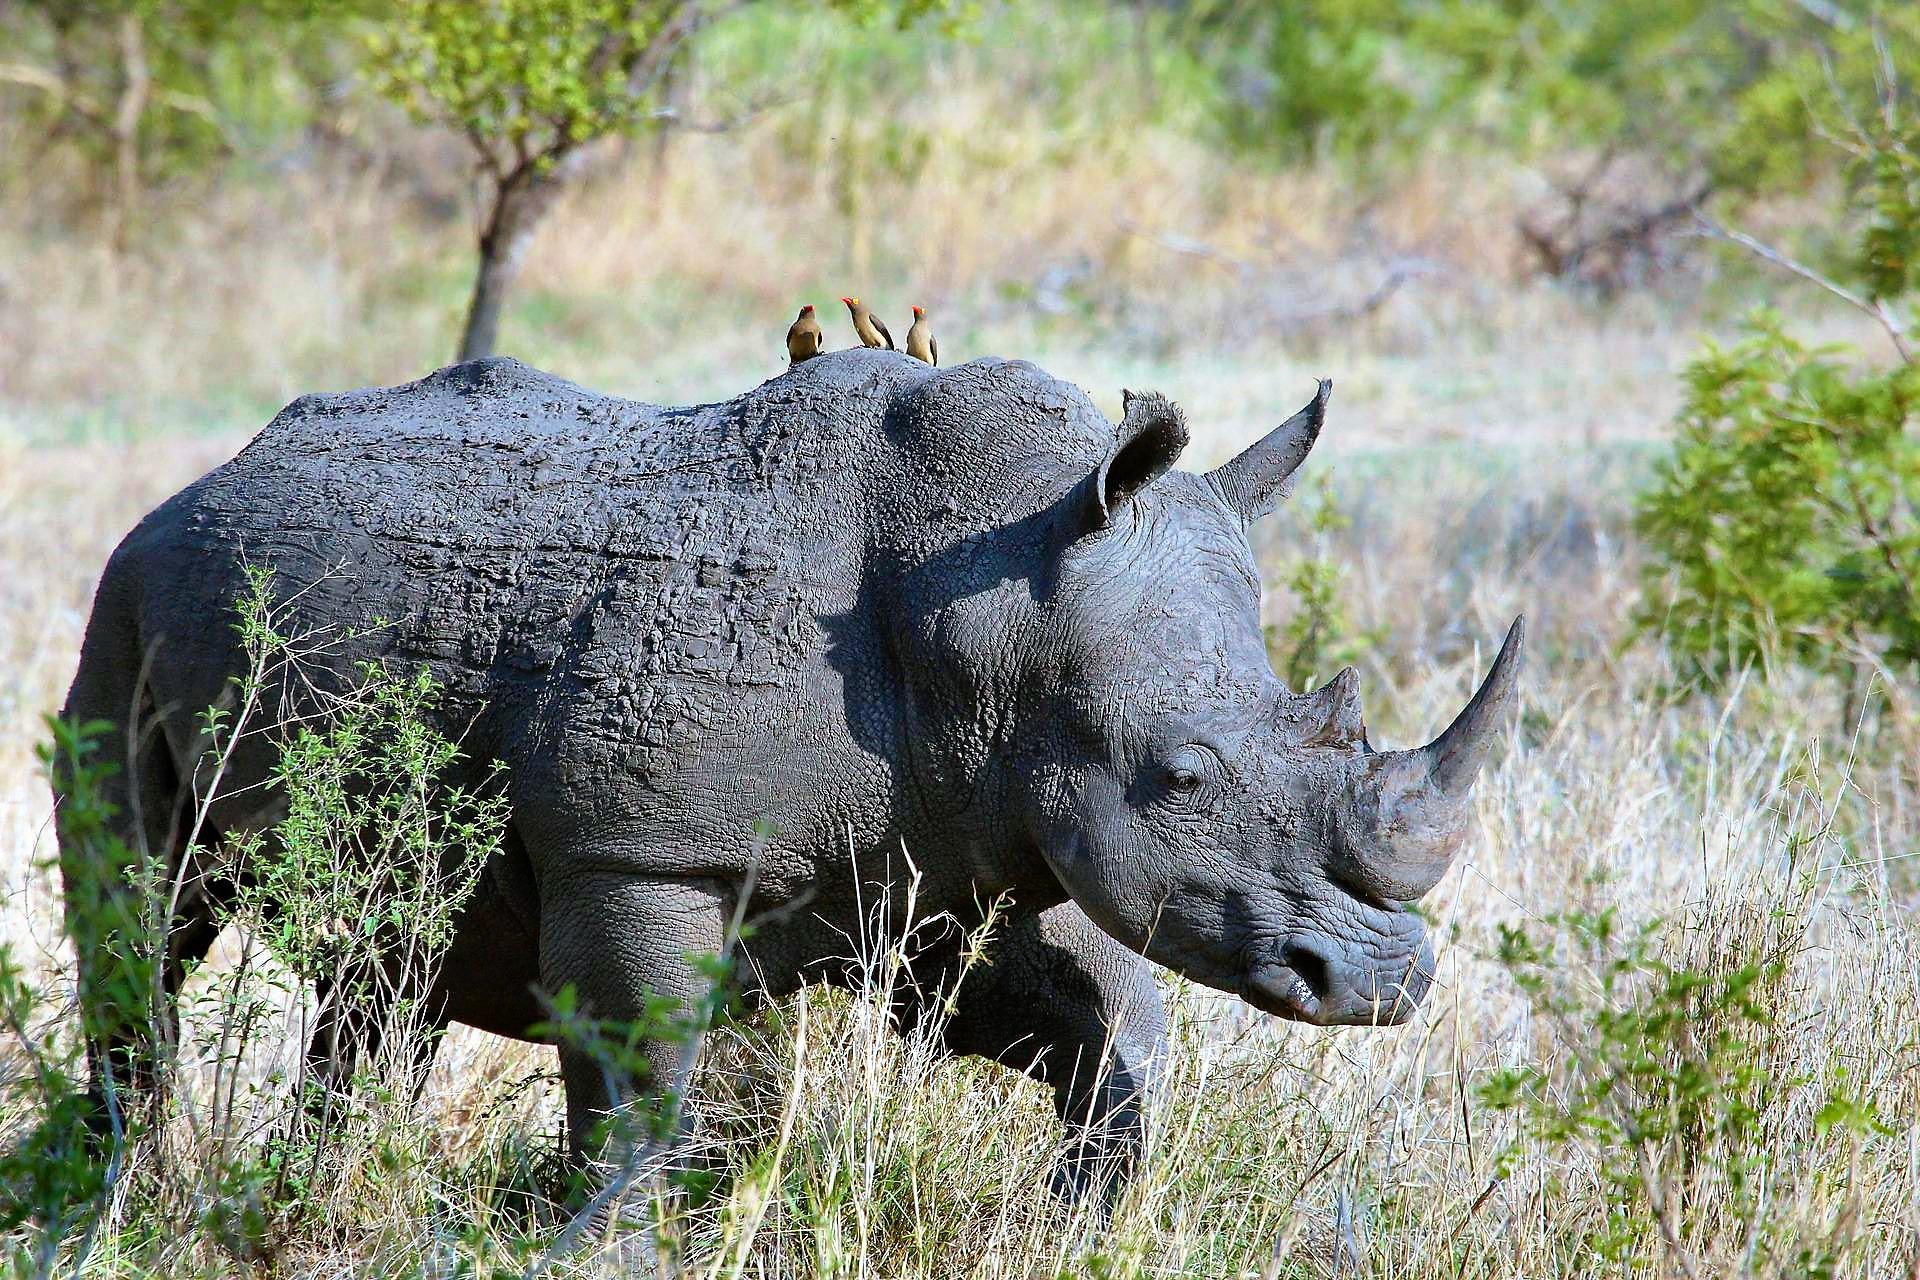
<box><xmin>1282</xmin><ymin>941</ymin><xmax>1333</xmax><ymax>1001</ymax></box>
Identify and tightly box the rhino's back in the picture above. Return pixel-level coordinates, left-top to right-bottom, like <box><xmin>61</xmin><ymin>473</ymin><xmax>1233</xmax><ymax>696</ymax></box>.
<box><xmin>116</xmin><ymin>356</ymin><xmax>901</xmax><ymax>786</ymax></box>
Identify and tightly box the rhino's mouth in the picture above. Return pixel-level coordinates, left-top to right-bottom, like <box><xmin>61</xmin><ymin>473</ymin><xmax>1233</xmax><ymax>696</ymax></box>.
<box><xmin>1243</xmin><ymin>941</ymin><xmax>1424</xmax><ymax>1027</ymax></box>
<box><xmin>1243</xmin><ymin>967</ymin><xmax>1321</xmax><ymax>1022</ymax></box>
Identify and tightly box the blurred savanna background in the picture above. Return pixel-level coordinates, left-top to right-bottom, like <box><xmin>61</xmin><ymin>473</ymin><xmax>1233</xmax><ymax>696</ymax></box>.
<box><xmin>2</xmin><ymin>1</ymin><xmax>1919</xmax><ymax>1276</ymax></box>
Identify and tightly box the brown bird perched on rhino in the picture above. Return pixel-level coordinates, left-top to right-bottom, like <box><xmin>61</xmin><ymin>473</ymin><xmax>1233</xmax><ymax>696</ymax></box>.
<box><xmin>842</xmin><ymin>296</ymin><xmax>893</xmax><ymax>350</ymax></box>
<box><xmin>786</xmin><ymin>304</ymin><xmax>824</xmax><ymax>364</ymax></box>
<box><xmin>905</xmin><ymin>305</ymin><xmax>938</xmax><ymax>365</ymax></box>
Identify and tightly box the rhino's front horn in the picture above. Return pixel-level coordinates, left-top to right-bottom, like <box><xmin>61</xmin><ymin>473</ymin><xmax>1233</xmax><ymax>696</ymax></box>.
<box><xmin>1341</xmin><ymin>618</ymin><xmax>1525</xmax><ymax>901</ymax></box>
<box><xmin>1418</xmin><ymin>615</ymin><xmax>1526</xmax><ymax>796</ymax></box>
<box><xmin>1207</xmin><ymin>378</ymin><xmax>1331</xmax><ymax>522</ymax></box>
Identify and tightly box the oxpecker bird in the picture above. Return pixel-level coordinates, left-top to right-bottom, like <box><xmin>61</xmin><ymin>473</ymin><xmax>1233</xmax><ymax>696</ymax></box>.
<box><xmin>904</xmin><ymin>305</ymin><xmax>938</xmax><ymax>365</ymax></box>
<box><xmin>842</xmin><ymin>296</ymin><xmax>893</xmax><ymax>350</ymax></box>
<box><xmin>786</xmin><ymin>304</ymin><xmax>824</xmax><ymax>364</ymax></box>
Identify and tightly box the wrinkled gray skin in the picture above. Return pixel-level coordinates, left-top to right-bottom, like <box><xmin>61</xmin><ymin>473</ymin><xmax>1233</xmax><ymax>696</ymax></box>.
<box><xmin>59</xmin><ymin>349</ymin><xmax>1521</xmax><ymax>1213</ymax></box>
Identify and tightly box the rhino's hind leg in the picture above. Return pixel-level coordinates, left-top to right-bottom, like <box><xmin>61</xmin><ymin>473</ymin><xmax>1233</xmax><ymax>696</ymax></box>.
<box><xmin>917</xmin><ymin>903</ymin><xmax>1169</xmax><ymax>1211</ymax></box>
<box><xmin>300</xmin><ymin>953</ymin><xmax>448</xmax><ymax>1120</ymax></box>
<box><xmin>537</xmin><ymin>869</ymin><xmax>731</xmax><ymax>1246</ymax></box>
<box><xmin>56</xmin><ymin>620</ymin><xmax>224</xmax><ymax>1136</ymax></box>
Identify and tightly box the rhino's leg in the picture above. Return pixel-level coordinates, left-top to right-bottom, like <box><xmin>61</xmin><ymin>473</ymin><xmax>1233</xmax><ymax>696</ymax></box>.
<box><xmin>300</xmin><ymin>953</ymin><xmax>446</xmax><ymax>1121</ymax></box>
<box><xmin>436</xmin><ymin>832</ymin><xmax>547</xmax><ymax>1042</ymax></box>
<box><xmin>57</xmin><ymin>624</ymin><xmax>226</xmax><ymax>1135</ymax></box>
<box><xmin>298</xmin><ymin>833</ymin><xmax>545</xmax><ymax>1112</ymax></box>
<box><xmin>907</xmin><ymin>902</ymin><xmax>1169</xmax><ymax>1210</ymax></box>
<box><xmin>538</xmin><ymin>870</ymin><xmax>730</xmax><ymax>1237</ymax></box>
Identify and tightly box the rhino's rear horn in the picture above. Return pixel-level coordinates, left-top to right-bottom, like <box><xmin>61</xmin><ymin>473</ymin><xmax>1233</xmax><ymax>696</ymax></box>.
<box><xmin>1296</xmin><ymin>665</ymin><xmax>1366</xmax><ymax>747</ymax></box>
<box><xmin>1207</xmin><ymin>379</ymin><xmax>1330</xmax><ymax>523</ymax></box>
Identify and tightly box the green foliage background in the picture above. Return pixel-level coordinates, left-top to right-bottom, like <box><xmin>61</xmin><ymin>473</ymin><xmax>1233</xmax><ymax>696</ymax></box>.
<box><xmin>8</xmin><ymin>1</ymin><xmax>1918</xmax><ymax>209</ymax></box>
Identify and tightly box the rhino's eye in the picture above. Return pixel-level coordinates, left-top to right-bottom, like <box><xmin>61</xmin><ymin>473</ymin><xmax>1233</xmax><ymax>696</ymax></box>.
<box><xmin>1153</xmin><ymin>744</ymin><xmax>1222</xmax><ymax>807</ymax></box>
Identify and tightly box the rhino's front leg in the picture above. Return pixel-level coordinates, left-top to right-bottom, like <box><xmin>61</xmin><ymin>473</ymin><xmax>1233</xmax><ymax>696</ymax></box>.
<box><xmin>538</xmin><ymin>868</ymin><xmax>730</xmax><ymax>1238</ymax></box>
<box><xmin>932</xmin><ymin>903</ymin><xmax>1170</xmax><ymax>1209</ymax></box>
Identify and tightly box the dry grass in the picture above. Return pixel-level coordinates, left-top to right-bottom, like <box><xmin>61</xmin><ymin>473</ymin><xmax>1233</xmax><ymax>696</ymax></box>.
<box><xmin>3</xmin><ymin>39</ymin><xmax>1918</xmax><ymax>1275</ymax></box>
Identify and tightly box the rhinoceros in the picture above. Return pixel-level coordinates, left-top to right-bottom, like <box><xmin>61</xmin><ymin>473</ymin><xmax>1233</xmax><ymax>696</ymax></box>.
<box><xmin>58</xmin><ymin>349</ymin><xmax>1521</xmax><ymax>1207</ymax></box>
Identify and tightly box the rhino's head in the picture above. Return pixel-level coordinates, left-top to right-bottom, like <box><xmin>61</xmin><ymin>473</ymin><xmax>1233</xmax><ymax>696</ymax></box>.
<box><xmin>993</xmin><ymin>381</ymin><xmax>1523</xmax><ymax>1026</ymax></box>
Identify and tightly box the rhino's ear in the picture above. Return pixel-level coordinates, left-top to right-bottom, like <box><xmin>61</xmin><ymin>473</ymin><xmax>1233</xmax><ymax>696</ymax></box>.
<box><xmin>1082</xmin><ymin>390</ymin><xmax>1189</xmax><ymax>531</ymax></box>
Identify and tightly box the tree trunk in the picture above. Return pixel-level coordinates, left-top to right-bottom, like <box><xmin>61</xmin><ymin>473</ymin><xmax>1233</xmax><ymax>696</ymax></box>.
<box><xmin>648</xmin><ymin>60</ymin><xmax>685</xmax><ymax>192</ymax></box>
<box><xmin>457</xmin><ymin>155</ymin><xmax>577</xmax><ymax>362</ymax></box>
<box><xmin>109</xmin><ymin>11</ymin><xmax>149</xmax><ymax>253</ymax></box>
<box><xmin>458</xmin><ymin>216</ymin><xmax>522</xmax><ymax>362</ymax></box>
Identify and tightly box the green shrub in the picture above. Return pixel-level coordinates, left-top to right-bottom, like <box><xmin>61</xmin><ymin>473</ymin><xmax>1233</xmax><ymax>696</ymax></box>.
<box><xmin>1482</xmin><ymin>893</ymin><xmax>1886</xmax><ymax>1275</ymax></box>
<box><xmin>0</xmin><ymin>948</ymin><xmax>107</xmax><ymax>1280</ymax></box>
<box><xmin>0</xmin><ymin>1</ymin><xmax>372</xmax><ymax>240</ymax></box>
<box><xmin>227</xmin><ymin>659</ymin><xmax>505</xmax><ymax>1001</ymax></box>
<box><xmin>1173</xmin><ymin>1</ymin><xmax>1920</xmax><ymax>188</ymax></box>
<box><xmin>1482</xmin><ymin>908</ymin><xmax>1784</xmax><ymax>1269</ymax></box>
<box><xmin>1634</xmin><ymin>92</ymin><xmax>1920</xmax><ymax>693</ymax></box>
<box><xmin>3</xmin><ymin>568</ymin><xmax>513</xmax><ymax>1271</ymax></box>
<box><xmin>198</xmin><ymin>572</ymin><xmax>509</xmax><ymax>1251</ymax></box>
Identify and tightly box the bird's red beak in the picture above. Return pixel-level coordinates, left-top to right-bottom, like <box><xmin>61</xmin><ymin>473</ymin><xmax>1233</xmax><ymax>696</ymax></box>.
<box><xmin>912</xmin><ymin>306</ymin><xmax>923</xmax><ymax>317</ymax></box>
<box><xmin>840</xmin><ymin>296</ymin><xmax>855</xmax><ymax>306</ymax></box>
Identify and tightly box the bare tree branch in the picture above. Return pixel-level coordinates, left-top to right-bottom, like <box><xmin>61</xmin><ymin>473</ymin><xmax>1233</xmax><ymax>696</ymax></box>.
<box><xmin>645</xmin><ymin>88</ymin><xmax>792</xmax><ymax>135</ymax></box>
<box><xmin>1789</xmin><ymin>0</ymin><xmax>1856</xmax><ymax>32</ymax></box>
<box><xmin>1695</xmin><ymin>214</ymin><xmax>1914</xmax><ymax>362</ymax></box>
<box><xmin>0</xmin><ymin>60</ymin><xmax>68</xmax><ymax>99</ymax></box>
<box><xmin>1112</xmin><ymin>214</ymin><xmax>1253</xmax><ymax>273</ymax></box>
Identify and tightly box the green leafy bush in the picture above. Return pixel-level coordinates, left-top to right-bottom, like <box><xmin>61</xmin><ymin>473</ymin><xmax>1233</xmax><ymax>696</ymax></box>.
<box><xmin>1175</xmin><ymin>0</ymin><xmax>1919</xmax><ymax>186</ymax></box>
<box><xmin>1178</xmin><ymin>0</ymin><xmax>1417</xmax><ymax>164</ymax></box>
<box><xmin>228</xmin><ymin>660</ymin><xmax>504</xmax><ymax>995</ymax></box>
<box><xmin>1634</xmin><ymin>317</ymin><xmax>1919</xmax><ymax>685</ymax></box>
<box><xmin>1483</xmin><ymin>895</ymin><xmax>1885</xmax><ymax>1274</ymax></box>
<box><xmin>4</xmin><ymin>568</ymin><xmax>512</xmax><ymax>1271</ymax></box>
<box><xmin>0</xmin><ymin>947</ymin><xmax>108</xmax><ymax>1279</ymax></box>
<box><xmin>1634</xmin><ymin>94</ymin><xmax>1920</xmax><ymax>691</ymax></box>
<box><xmin>0</xmin><ymin>0</ymin><xmax>371</xmax><ymax>240</ymax></box>
<box><xmin>1483</xmin><ymin>908</ymin><xmax>1783</xmax><ymax>1268</ymax></box>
